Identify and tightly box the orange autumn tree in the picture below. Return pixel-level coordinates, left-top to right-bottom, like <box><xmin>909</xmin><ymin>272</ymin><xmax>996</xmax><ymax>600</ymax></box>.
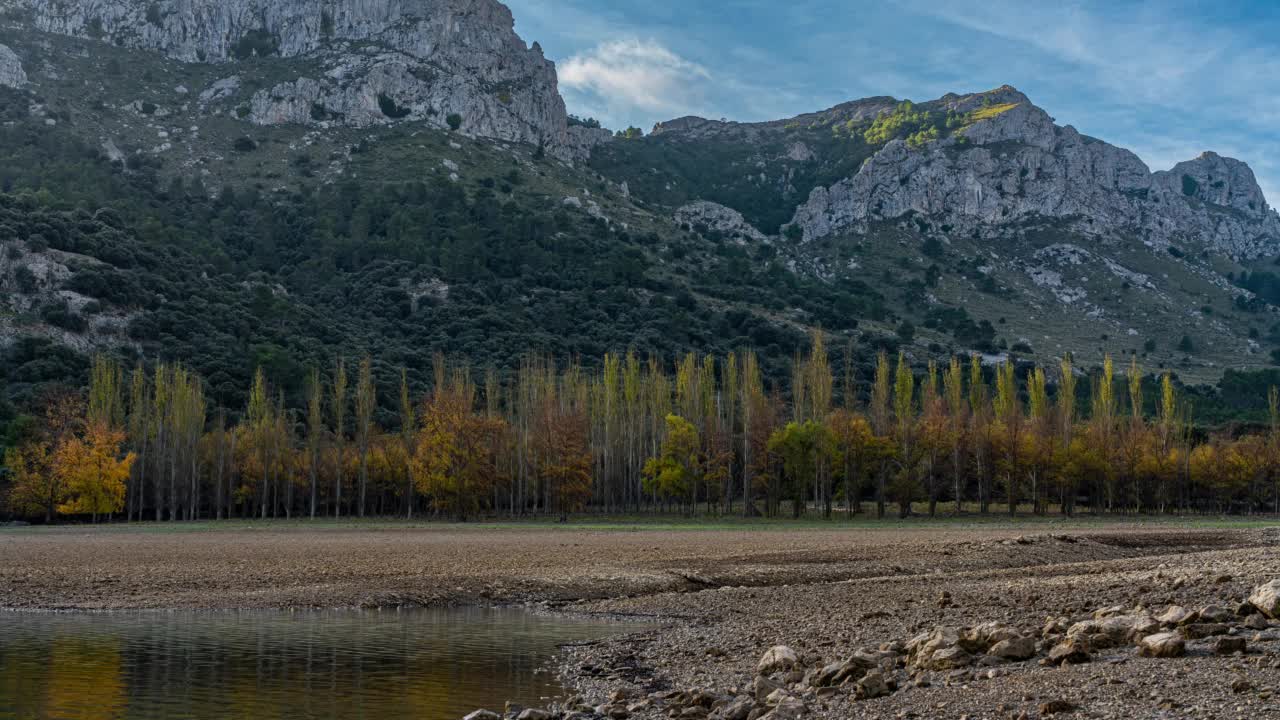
<box><xmin>6</xmin><ymin>356</ymin><xmax>134</xmax><ymax>522</ymax></box>
<box><xmin>57</xmin><ymin>355</ymin><xmax>134</xmax><ymax>521</ymax></box>
<box><xmin>54</xmin><ymin>422</ymin><xmax>133</xmax><ymax>521</ymax></box>
<box><xmin>413</xmin><ymin>357</ymin><xmax>506</xmax><ymax>520</ymax></box>
<box><xmin>5</xmin><ymin>439</ymin><xmax>58</xmax><ymax>522</ymax></box>
<box><xmin>534</xmin><ymin>399</ymin><xmax>593</xmax><ymax>515</ymax></box>
<box><xmin>6</xmin><ymin>391</ymin><xmax>84</xmax><ymax>521</ymax></box>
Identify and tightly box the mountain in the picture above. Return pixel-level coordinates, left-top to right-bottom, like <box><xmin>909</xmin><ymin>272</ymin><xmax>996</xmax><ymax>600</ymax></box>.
<box><xmin>590</xmin><ymin>88</ymin><xmax>1280</xmax><ymax>386</ymax></box>
<box><xmin>0</xmin><ymin>0</ymin><xmax>613</xmax><ymax>156</ymax></box>
<box><xmin>1</xmin><ymin>0</ymin><xmax>1279</xmax><ymax>422</ymax></box>
<box><xmin>785</xmin><ymin>87</ymin><xmax>1280</xmax><ymax>259</ymax></box>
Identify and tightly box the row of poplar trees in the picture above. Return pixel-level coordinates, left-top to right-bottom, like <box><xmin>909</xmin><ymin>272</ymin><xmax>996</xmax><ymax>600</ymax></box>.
<box><xmin>6</xmin><ymin>333</ymin><xmax>1280</xmax><ymax>522</ymax></box>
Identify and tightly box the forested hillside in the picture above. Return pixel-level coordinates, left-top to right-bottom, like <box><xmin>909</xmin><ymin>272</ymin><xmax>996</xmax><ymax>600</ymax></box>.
<box><xmin>4</xmin><ymin>2</ymin><xmax>1280</xmax><ymax>522</ymax></box>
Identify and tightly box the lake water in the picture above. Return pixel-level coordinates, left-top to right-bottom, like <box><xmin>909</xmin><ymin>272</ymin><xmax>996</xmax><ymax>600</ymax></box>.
<box><xmin>0</xmin><ymin>607</ymin><xmax>629</xmax><ymax>720</ymax></box>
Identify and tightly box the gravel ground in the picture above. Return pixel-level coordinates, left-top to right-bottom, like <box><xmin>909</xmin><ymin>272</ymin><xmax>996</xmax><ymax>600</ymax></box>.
<box><xmin>2</xmin><ymin>521</ymin><xmax>1278</xmax><ymax>719</ymax></box>
<box><xmin>1</xmin><ymin>522</ymin><xmax>1224</xmax><ymax>611</ymax></box>
<box><xmin>556</xmin><ymin>527</ymin><xmax>1280</xmax><ymax>720</ymax></box>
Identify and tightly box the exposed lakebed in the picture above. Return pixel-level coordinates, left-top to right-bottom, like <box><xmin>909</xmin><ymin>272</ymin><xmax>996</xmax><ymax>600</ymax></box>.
<box><xmin>0</xmin><ymin>607</ymin><xmax>631</xmax><ymax>720</ymax></box>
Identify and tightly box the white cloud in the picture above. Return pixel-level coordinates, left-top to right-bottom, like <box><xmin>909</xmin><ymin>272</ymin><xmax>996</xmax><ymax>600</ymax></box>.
<box><xmin>559</xmin><ymin>38</ymin><xmax>712</xmax><ymax>127</ymax></box>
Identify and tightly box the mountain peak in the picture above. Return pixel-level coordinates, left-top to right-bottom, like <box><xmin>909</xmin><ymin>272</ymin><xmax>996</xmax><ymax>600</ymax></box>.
<box><xmin>784</xmin><ymin>86</ymin><xmax>1279</xmax><ymax>258</ymax></box>
<box><xmin>1158</xmin><ymin>150</ymin><xmax>1272</xmax><ymax>217</ymax></box>
<box><xmin>10</xmin><ymin>0</ymin><xmax>574</xmax><ymax>150</ymax></box>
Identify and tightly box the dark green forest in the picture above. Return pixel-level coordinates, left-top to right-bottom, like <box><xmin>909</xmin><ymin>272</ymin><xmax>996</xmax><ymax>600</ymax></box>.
<box><xmin>3</xmin><ymin>85</ymin><xmax>1280</xmax><ymax>469</ymax></box>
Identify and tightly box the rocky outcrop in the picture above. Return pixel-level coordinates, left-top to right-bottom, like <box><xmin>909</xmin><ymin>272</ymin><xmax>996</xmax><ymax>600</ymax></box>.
<box><xmin>0</xmin><ymin>241</ymin><xmax>137</xmax><ymax>352</ymax></box>
<box><xmin>651</xmin><ymin>96</ymin><xmax>900</xmax><ymax>141</ymax></box>
<box><xmin>0</xmin><ymin>42</ymin><xmax>25</xmax><ymax>87</ymax></box>
<box><xmin>564</xmin><ymin>124</ymin><xmax>614</xmax><ymax>161</ymax></box>
<box><xmin>675</xmin><ymin>201</ymin><xmax>770</xmax><ymax>244</ymax></box>
<box><xmin>7</xmin><ymin>0</ymin><xmax>570</xmax><ymax>150</ymax></box>
<box><xmin>786</xmin><ymin>86</ymin><xmax>1280</xmax><ymax>259</ymax></box>
<box><xmin>1156</xmin><ymin>152</ymin><xmax>1272</xmax><ymax>217</ymax></box>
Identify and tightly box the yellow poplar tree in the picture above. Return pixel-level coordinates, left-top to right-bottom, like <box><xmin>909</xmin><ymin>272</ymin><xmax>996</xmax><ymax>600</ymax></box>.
<box><xmin>55</xmin><ymin>423</ymin><xmax>134</xmax><ymax>521</ymax></box>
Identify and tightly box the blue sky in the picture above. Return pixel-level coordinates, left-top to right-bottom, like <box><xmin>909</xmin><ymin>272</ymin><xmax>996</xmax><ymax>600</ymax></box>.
<box><xmin>506</xmin><ymin>0</ymin><xmax>1280</xmax><ymax>203</ymax></box>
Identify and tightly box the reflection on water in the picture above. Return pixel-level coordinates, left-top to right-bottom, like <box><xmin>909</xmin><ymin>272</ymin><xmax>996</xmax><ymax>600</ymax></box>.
<box><xmin>0</xmin><ymin>607</ymin><xmax>628</xmax><ymax>720</ymax></box>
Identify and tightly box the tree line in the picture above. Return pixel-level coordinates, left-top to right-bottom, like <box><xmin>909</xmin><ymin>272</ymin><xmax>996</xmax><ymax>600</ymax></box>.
<box><xmin>5</xmin><ymin>334</ymin><xmax>1280</xmax><ymax>523</ymax></box>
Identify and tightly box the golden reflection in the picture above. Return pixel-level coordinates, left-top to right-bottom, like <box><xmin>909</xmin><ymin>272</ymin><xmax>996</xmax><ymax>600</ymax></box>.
<box><xmin>43</xmin><ymin>636</ymin><xmax>126</xmax><ymax>720</ymax></box>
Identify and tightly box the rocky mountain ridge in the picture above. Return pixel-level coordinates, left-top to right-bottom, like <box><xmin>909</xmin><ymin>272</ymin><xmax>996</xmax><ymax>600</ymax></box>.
<box><xmin>0</xmin><ymin>0</ymin><xmax>598</xmax><ymax>154</ymax></box>
<box><xmin>0</xmin><ymin>1</ymin><xmax>1278</xmax><ymax>387</ymax></box>
<box><xmin>666</xmin><ymin>86</ymin><xmax>1280</xmax><ymax>261</ymax></box>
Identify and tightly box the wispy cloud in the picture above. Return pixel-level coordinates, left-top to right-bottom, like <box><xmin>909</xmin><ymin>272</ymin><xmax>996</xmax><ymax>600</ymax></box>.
<box><xmin>508</xmin><ymin>0</ymin><xmax>1280</xmax><ymax>205</ymax></box>
<box><xmin>559</xmin><ymin>38</ymin><xmax>713</xmax><ymax>127</ymax></box>
<box><xmin>915</xmin><ymin>2</ymin><xmax>1259</xmax><ymax>103</ymax></box>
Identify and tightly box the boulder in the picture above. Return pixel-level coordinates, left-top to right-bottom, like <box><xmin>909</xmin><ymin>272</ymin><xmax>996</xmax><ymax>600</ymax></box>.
<box><xmin>1156</xmin><ymin>605</ymin><xmax>1195</xmax><ymax>627</ymax></box>
<box><xmin>961</xmin><ymin>622</ymin><xmax>1020</xmax><ymax>651</ymax></box>
<box><xmin>753</xmin><ymin>674</ymin><xmax>783</xmax><ymax>702</ymax></box>
<box><xmin>1180</xmin><ymin>623</ymin><xmax>1230</xmax><ymax>639</ymax></box>
<box><xmin>812</xmin><ymin>655</ymin><xmax>875</xmax><ymax>687</ymax></box>
<box><xmin>717</xmin><ymin>697</ymin><xmax>755</xmax><ymax>720</ymax></box>
<box><xmin>924</xmin><ymin>646</ymin><xmax>972</xmax><ymax>670</ymax></box>
<box><xmin>855</xmin><ymin>670</ymin><xmax>891</xmax><ymax>700</ymax></box>
<box><xmin>760</xmin><ymin>698</ymin><xmax>806</xmax><ymax>720</ymax></box>
<box><xmin>1069</xmin><ymin>614</ymin><xmax>1156</xmax><ymax>646</ymax></box>
<box><xmin>757</xmin><ymin>645</ymin><xmax>799</xmax><ymax>675</ymax></box>
<box><xmin>1249</xmin><ymin>580</ymin><xmax>1280</xmax><ymax>619</ymax></box>
<box><xmin>463</xmin><ymin>711</ymin><xmax>500</xmax><ymax>720</ymax></box>
<box><xmin>764</xmin><ymin>689</ymin><xmax>792</xmax><ymax>706</ymax></box>
<box><xmin>1139</xmin><ymin>632</ymin><xmax>1185</xmax><ymax>658</ymax></box>
<box><xmin>1039</xmin><ymin>700</ymin><xmax>1078</xmax><ymax>715</ymax></box>
<box><xmin>909</xmin><ymin>627</ymin><xmax>962</xmax><ymax>668</ymax></box>
<box><xmin>1197</xmin><ymin>605</ymin><xmax>1232</xmax><ymax>624</ymax></box>
<box><xmin>1046</xmin><ymin>638</ymin><xmax>1091</xmax><ymax>665</ymax></box>
<box><xmin>1093</xmin><ymin>605</ymin><xmax>1126</xmax><ymax>619</ymax></box>
<box><xmin>1042</xmin><ymin>616</ymin><xmax>1070</xmax><ymax>637</ymax></box>
<box><xmin>1244</xmin><ymin>614</ymin><xmax>1269</xmax><ymax>630</ymax></box>
<box><xmin>1213</xmin><ymin>637</ymin><xmax>1247</xmax><ymax>655</ymax></box>
<box><xmin>989</xmin><ymin>636</ymin><xmax>1037</xmax><ymax>661</ymax></box>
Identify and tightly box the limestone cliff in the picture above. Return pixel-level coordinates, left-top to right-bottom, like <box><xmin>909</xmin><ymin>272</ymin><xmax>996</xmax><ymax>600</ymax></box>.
<box><xmin>785</xmin><ymin>87</ymin><xmax>1280</xmax><ymax>259</ymax></box>
<box><xmin>0</xmin><ymin>42</ymin><xmax>24</xmax><ymax>87</ymax></box>
<box><xmin>1</xmin><ymin>0</ymin><xmax>570</xmax><ymax>149</ymax></box>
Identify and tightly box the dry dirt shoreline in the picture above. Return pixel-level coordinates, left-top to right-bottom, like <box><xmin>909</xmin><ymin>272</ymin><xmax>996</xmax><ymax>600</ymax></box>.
<box><xmin>3</xmin><ymin>522</ymin><xmax>1279</xmax><ymax>718</ymax></box>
